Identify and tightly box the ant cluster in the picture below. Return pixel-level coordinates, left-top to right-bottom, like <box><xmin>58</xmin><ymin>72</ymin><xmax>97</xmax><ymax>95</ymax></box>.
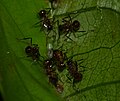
<box><xmin>34</xmin><ymin>0</ymin><xmax>88</xmax><ymax>43</ymax></box>
<box><xmin>19</xmin><ymin>0</ymin><xmax>88</xmax><ymax>94</ymax></box>
<box><xmin>44</xmin><ymin>48</ymin><xmax>83</xmax><ymax>93</ymax></box>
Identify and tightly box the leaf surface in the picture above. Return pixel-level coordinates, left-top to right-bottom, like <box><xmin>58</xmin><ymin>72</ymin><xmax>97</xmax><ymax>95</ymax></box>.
<box><xmin>0</xmin><ymin>0</ymin><xmax>120</xmax><ymax>101</ymax></box>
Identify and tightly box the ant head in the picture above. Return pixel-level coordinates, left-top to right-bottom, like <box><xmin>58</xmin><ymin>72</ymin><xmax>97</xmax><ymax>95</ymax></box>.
<box><xmin>25</xmin><ymin>46</ymin><xmax>32</xmax><ymax>55</ymax></box>
<box><xmin>39</xmin><ymin>10</ymin><xmax>46</xmax><ymax>18</ymax></box>
<box><xmin>72</xmin><ymin>20</ymin><xmax>80</xmax><ymax>32</ymax></box>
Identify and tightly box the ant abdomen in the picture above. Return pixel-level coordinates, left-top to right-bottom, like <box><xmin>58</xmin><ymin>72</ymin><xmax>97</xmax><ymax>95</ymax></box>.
<box><xmin>73</xmin><ymin>71</ymin><xmax>82</xmax><ymax>84</ymax></box>
<box><xmin>72</xmin><ymin>20</ymin><xmax>80</xmax><ymax>32</ymax></box>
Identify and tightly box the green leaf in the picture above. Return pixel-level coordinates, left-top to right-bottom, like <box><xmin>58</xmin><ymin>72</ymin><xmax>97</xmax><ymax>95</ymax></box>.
<box><xmin>0</xmin><ymin>0</ymin><xmax>62</xmax><ymax>101</ymax></box>
<box><xmin>0</xmin><ymin>0</ymin><xmax>120</xmax><ymax>101</ymax></box>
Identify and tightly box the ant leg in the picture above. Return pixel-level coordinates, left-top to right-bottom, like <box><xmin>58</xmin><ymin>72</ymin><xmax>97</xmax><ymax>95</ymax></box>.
<box><xmin>45</xmin><ymin>8</ymin><xmax>52</xmax><ymax>15</ymax></box>
<box><xmin>46</xmin><ymin>30</ymin><xmax>56</xmax><ymax>42</ymax></box>
<box><xmin>72</xmin><ymin>32</ymin><xmax>77</xmax><ymax>38</ymax></box>
<box><xmin>33</xmin><ymin>22</ymin><xmax>44</xmax><ymax>32</ymax></box>
<box><xmin>65</xmin><ymin>35</ymin><xmax>73</xmax><ymax>41</ymax></box>
<box><xmin>64</xmin><ymin>33</ymin><xmax>75</xmax><ymax>42</ymax></box>
<box><xmin>33</xmin><ymin>19</ymin><xmax>43</xmax><ymax>28</ymax></box>
<box><xmin>52</xmin><ymin>16</ymin><xmax>57</xmax><ymax>25</ymax></box>
<box><xmin>52</xmin><ymin>29</ymin><xmax>58</xmax><ymax>41</ymax></box>
<box><xmin>57</xmin><ymin>20</ymin><xmax>61</xmax><ymax>41</ymax></box>
<box><xmin>66</xmin><ymin>73</ymin><xmax>72</xmax><ymax>83</ymax></box>
<box><xmin>67</xmin><ymin>14</ymin><xmax>73</xmax><ymax>23</ymax></box>
<box><xmin>73</xmin><ymin>31</ymin><xmax>88</xmax><ymax>39</ymax></box>
<box><xmin>40</xmin><ymin>25</ymin><xmax>44</xmax><ymax>32</ymax></box>
<box><xmin>77</xmin><ymin>59</ymin><xmax>86</xmax><ymax>65</ymax></box>
<box><xmin>80</xmin><ymin>65</ymin><xmax>86</xmax><ymax>68</ymax></box>
<box><xmin>46</xmin><ymin>30</ymin><xmax>51</xmax><ymax>35</ymax></box>
<box><xmin>62</xmin><ymin>14</ymin><xmax>73</xmax><ymax>23</ymax></box>
<box><xmin>76</xmin><ymin>30</ymin><xmax>87</xmax><ymax>38</ymax></box>
<box><xmin>62</xmin><ymin>17</ymin><xmax>69</xmax><ymax>23</ymax></box>
<box><xmin>50</xmin><ymin>2</ymin><xmax>54</xmax><ymax>10</ymax></box>
<box><xmin>18</xmin><ymin>37</ymin><xmax>32</xmax><ymax>46</ymax></box>
<box><xmin>72</xmin><ymin>78</ymin><xmax>81</xmax><ymax>92</ymax></box>
<box><xmin>74</xmin><ymin>60</ymin><xmax>78</xmax><ymax>66</ymax></box>
<box><xmin>67</xmin><ymin>12</ymin><xmax>80</xmax><ymax>20</ymax></box>
<box><xmin>77</xmin><ymin>29</ymin><xmax>94</xmax><ymax>38</ymax></box>
<box><xmin>32</xmin><ymin>44</ymin><xmax>38</xmax><ymax>46</ymax></box>
<box><xmin>77</xmin><ymin>30</ymin><xmax>86</xmax><ymax>32</ymax></box>
<box><xmin>77</xmin><ymin>58</ymin><xmax>84</xmax><ymax>62</ymax></box>
<box><xmin>72</xmin><ymin>83</ymin><xmax>80</xmax><ymax>92</ymax></box>
<box><xmin>34</xmin><ymin>21</ymin><xmax>40</xmax><ymax>27</ymax></box>
<box><xmin>64</xmin><ymin>53</ymin><xmax>68</xmax><ymax>60</ymax></box>
<box><xmin>78</xmin><ymin>65</ymin><xmax>87</xmax><ymax>73</ymax></box>
<box><xmin>49</xmin><ymin>0</ymin><xmax>57</xmax><ymax>10</ymax></box>
<box><xmin>57</xmin><ymin>75</ymin><xmax>64</xmax><ymax>84</ymax></box>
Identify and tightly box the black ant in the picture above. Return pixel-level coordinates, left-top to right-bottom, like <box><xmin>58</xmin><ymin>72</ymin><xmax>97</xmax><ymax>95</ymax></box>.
<box><xmin>48</xmin><ymin>72</ymin><xmax>64</xmax><ymax>93</ymax></box>
<box><xmin>57</xmin><ymin>15</ymin><xmax>87</xmax><ymax>41</ymax></box>
<box><xmin>39</xmin><ymin>9</ymin><xmax>53</xmax><ymax>30</ymax></box>
<box><xmin>67</xmin><ymin>60</ymin><xmax>83</xmax><ymax>85</ymax></box>
<box><xmin>44</xmin><ymin>59</ymin><xmax>64</xmax><ymax>93</ymax></box>
<box><xmin>52</xmin><ymin>49</ymin><xmax>67</xmax><ymax>72</ymax></box>
<box><xmin>19</xmin><ymin>37</ymin><xmax>40</xmax><ymax>61</ymax></box>
<box><xmin>35</xmin><ymin>9</ymin><xmax>56</xmax><ymax>35</ymax></box>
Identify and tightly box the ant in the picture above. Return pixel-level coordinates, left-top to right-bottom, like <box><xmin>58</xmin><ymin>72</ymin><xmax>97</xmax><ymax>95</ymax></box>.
<box><xmin>67</xmin><ymin>60</ymin><xmax>83</xmax><ymax>86</ymax></box>
<box><xmin>57</xmin><ymin>15</ymin><xmax>87</xmax><ymax>41</ymax></box>
<box><xmin>35</xmin><ymin>9</ymin><xmax>56</xmax><ymax>35</ymax></box>
<box><xmin>34</xmin><ymin>9</ymin><xmax>58</xmax><ymax>40</ymax></box>
<box><xmin>44</xmin><ymin>59</ymin><xmax>64</xmax><ymax>93</ymax></box>
<box><xmin>48</xmin><ymin>72</ymin><xmax>64</xmax><ymax>93</ymax></box>
<box><xmin>39</xmin><ymin>9</ymin><xmax>53</xmax><ymax>31</ymax></box>
<box><xmin>19</xmin><ymin>37</ymin><xmax>40</xmax><ymax>61</ymax></box>
<box><xmin>52</xmin><ymin>49</ymin><xmax>67</xmax><ymax>72</ymax></box>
